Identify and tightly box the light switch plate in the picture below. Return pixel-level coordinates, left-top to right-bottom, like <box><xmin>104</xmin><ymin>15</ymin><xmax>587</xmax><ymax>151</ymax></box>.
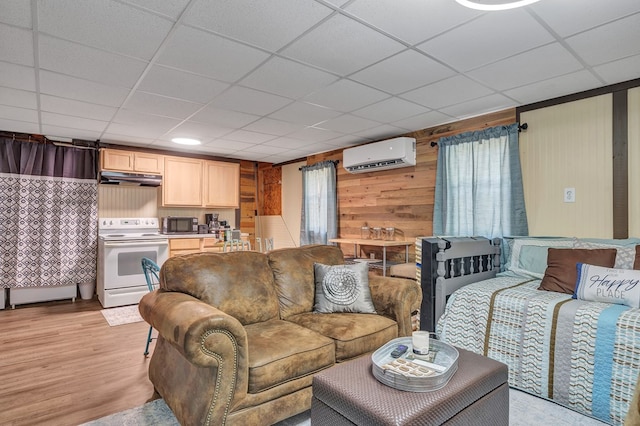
<box><xmin>564</xmin><ymin>187</ymin><xmax>576</xmax><ymax>203</ymax></box>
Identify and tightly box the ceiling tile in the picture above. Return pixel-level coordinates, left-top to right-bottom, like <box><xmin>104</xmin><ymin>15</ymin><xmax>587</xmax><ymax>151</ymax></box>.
<box><xmin>239</xmin><ymin>56</ymin><xmax>338</xmax><ymax>99</ymax></box>
<box><xmin>400</xmin><ymin>75</ymin><xmax>493</xmax><ymax>109</ymax></box>
<box><xmin>156</xmin><ymin>26</ymin><xmax>270</xmax><ymax>82</ymax></box>
<box><xmin>184</xmin><ymin>0</ymin><xmax>333</xmax><ymax>52</ymax></box>
<box><xmin>208</xmin><ymin>86</ymin><xmax>292</xmax><ymax>116</ymax></box>
<box><xmin>206</xmin><ymin>139</ymin><xmax>255</xmax><ymax>151</ymax></box>
<box><xmin>324</xmin><ymin>135</ymin><xmax>371</xmax><ymax>147</ymax></box>
<box><xmin>418</xmin><ymin>8</ymin><xmax>554</xmax><ymax>72</ymax></box>
<box><xmin>0</xmin><ymin>24</ymin><xmax>34</xmax><ymax>66</ymax></box>
<box><xmin>40</xmin><ymin>111</ymin><xmax>108</xmax><ymax>132</ymax></box>
<box><xmin>138</xmin><ymin>65</ymin><xmax>229</xmax><ymax>104</ymax></box>
<box><xmin>242</xmin><ymin>118</ymin><xmax>305</xmax><ymax>136</ymax></box>
<box><xmin>0</xmin><ymin>105</ymin><xmax>38</xmax><ymax>123</ymax></box>
<box><xmin>350</xmin><ymin>49</ymin><xmax>456</xmax><ymax>95</ymax></box>
<box><xmin>0</xmin><ymin>61</ymin><xmax>35</xmax><ymax>91</ymax></box>
<box><xmin>281</xmin><ymin>14</ymin><xmax>405</xmax><ymax>75</ymax></box>
<box><xmin>101</xmin><ymin>133</ymin><xmax>156</xmax><ymax>146</ymax></box>
<box><xmin>268</xmin><ymin>101</ymin><xmax>341</xmax><ymax>126</ymax></box>
<box><xmin>37</xmin><ymin>0</ymin><xmax>173</xmax><ymax>60</ymax></box>
<box><xmin>352</xmin><ymin>97</ymin><xmax>430</xmax><ymax>123</ymax></box>
<box><xmin>318</xmin><ymin>114</ymin><xmax>381</xmax><ymax>134</ymax></box>
<box><xmin>262</xmin><ymin>137</ymin><xmax>315</xmax><ymax>149</ymax></box>
<box><xmin>163</xmin><ymin>120</ymin><xmax>235</xmax><ymax>141</ymax></box>
<box><xmin>125</xmin><ymin>91</ymin><xmax>203</xmax><ymax>119</ymax></box>
<box><xmin>40</xmin><ymin>124</ymin><xmax>102</xmax><ymax>140</ymax></box>
<box><xmin>38</xmin><ymin>71</ymin><xmax>129</xmax><ymax>107</ymax></box>
<box><xmin>190</xmin><ymin>106</ymin><xmax>259</xmax><ymax>128</ymax></box>
<box><xmin>40</xmin><ymin>95</ymin><xmax>117</xmax><ymax>121</ymax></box>
<box><xmin>0</xmin><ymin>0</ymin><xmax>32</xmax><ymax>27</ymax></box>
<box><xmin>112</xmin><ymin>109</ymin><xmax>182</xmax><ymax>128</ymax></box>
<box><xmin>105</xmin><ymin>122</ymin><xmax>173</xmax><ymax>139</ymax></box>
<box><xmin>225</xmin><ymin>129</ymin><xmax>276</xmax><ymax>144</ymax></box>
<box><xmin>286</xmin><ymin>126</ymin><xmax>344</xmax><ymax>142</ymax></box>
<box><xmin>439</xmin><ymin>93</ymin><xmax>516</xmax><ymax>119</ymax></box>
<box><xmin>237</xmin><ymin>144</ymin><xmax>287</xmax><ymax>155</ymax></box>
<box><xmin>353</xmin><ymin>124</ymin><xmax>409</xmax><ymax>140</ymax></box>
<box><xmin>531</xmin><ymin>0</ymin><xmax>640</xmax><ymax>37</ymax></box>
<box><xmin>391</xmin><ymin>110</ymin><xmax>455</xmax><ymax>131</ymax></box>
<box><xmin>121</xmin><ymin>0</ymin><xmax>191</xmax><ymax>20</ymax></box>
<box><xmin>0</xmin><ymin>87</ymin><xmax>37</xmax><ymax>110</ymax></box>
<box><xmin>303</xmin><ymin>79</ymin><xmax>389</xmax><ymax>112</ymax></box>
<box><xmin>0</xmin><ymin>118</ymin><xmax>40</xmax><ymax>134</ymax></box>
<box><xmin>467</xmin><ymin>43</ymin><xmax>583</xmax><ymax>91</ymax></box>
<box><xmin>38</xmin><ymin>36</ymin><xmax>147</xmax><ymax>88</ymax></box>
<box><xmin>504</xmin><ymin>70</ymin><xmax>602</xmax><ymax>104</ymax></box>
<box><xmin>345</xmin><ymin>0</ymin><xmax>482</xmax><ymax>45</ymax></box>
<box><xmin>593</xmin><ymin>54</ymin><xmax>640</xmax><ymax>85</ymax></box>
<box><xmin>566</xmin><ymin>14</ymin><xmax>640</xmax><ymax>66</ymax></box>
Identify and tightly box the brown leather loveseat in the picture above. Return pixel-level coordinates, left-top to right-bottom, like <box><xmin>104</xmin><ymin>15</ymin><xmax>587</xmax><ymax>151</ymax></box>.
<box><xmin>139</xmin><ymin>244</ymin><xmax>422</xmax><ymax>426</ymax></box>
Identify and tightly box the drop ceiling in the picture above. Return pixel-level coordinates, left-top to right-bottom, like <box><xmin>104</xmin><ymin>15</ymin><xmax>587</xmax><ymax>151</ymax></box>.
<box><xmin>1</xmin><ymin>0</ymin><xmax>639</xmax><ymax>163</ymax></box>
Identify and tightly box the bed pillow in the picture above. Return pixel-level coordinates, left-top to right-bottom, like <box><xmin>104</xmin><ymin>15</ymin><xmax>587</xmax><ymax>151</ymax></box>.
<box><xmin>573</xmin><ymin>238</ymin><xmax>638</xmax><ymax>269</ymax></box>
<box><xmin>539</xmin><ymin>248</ymin><xmax>616</xmax><ymax>294</ymax></box>
<box><xmin>574</xmin><ymin>263</ymin><xmax>640</xmax><ymax>308</ymax></box>
<box><xmin>506</xmin><ymin>237</ymin><xmax>574</xmax><ymax>278</ymax></box>
<box><xmin>313</xmin><ymin>262</ymin><xmax>376</xmax><ymax>314</ymax></box>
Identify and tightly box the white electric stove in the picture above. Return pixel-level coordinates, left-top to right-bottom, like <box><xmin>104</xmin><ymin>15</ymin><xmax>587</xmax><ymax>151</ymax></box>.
<box><xmin>97</xmin><ymin>218</ymin><xmax>169</xmax><ymax>308</ymax></box>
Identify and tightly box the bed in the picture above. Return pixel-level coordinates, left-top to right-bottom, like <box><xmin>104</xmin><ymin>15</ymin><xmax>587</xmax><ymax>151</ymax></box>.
<box><xmin>433</xmin><ymin>236</ymin><xmax>640</xmax><ymax>425</ymax></box>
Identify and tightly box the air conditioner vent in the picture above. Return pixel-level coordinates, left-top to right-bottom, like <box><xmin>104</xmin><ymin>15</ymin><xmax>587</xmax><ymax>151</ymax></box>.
<box><xmin>343</xmin><ymin>137</ymin><xmax>416</xmax><ymax>174</ymax></box>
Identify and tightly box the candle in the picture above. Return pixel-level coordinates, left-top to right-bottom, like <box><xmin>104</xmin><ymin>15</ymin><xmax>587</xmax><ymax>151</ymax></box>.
<box><xmin>412</xmin><ymin>331</ymin><xmax>430</xmax><ymax>355</ymax></box>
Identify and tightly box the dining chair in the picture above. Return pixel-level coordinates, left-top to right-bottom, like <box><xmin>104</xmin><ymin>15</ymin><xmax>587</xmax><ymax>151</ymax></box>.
<box><xmin>141</xmin><ymin>257</ymin><xmax>160</xmax><ymax>357</ymax></box>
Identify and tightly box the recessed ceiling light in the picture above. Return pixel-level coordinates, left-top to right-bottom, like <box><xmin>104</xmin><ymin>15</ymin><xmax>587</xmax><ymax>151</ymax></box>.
<box><xmin>171</xmin><ymin>137</ymin><xmax>201</xmax><ymax>146</ymax></box>
<box><xmin>455</xmin><ymin>0</ymin><xmax>541</xmax><ymax>11</ymax></box>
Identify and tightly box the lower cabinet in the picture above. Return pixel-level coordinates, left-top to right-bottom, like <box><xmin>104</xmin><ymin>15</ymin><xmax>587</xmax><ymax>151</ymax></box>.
<box><xmin>169</xmin><ymin>238</ymin><xmax>223</xmax><ymax>257</ymax></box>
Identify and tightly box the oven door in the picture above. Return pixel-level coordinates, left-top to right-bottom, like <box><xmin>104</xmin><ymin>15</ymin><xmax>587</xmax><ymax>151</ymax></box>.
<box><xmin>101</xmin><ymin>239</ymin><xmax>169</xmax><ymax>289</ymax></box>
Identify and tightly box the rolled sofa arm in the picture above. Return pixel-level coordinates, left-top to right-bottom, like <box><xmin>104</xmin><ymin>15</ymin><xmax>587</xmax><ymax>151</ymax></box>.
<box><xmin>139</xmin><ymin>290</ymin><xmax>249</xmax><ymax>426</ymax></box>
<box><xmin>368</xmin><ymin>275</ymin><xmax>422</xmax><ymax>337</ymax></box>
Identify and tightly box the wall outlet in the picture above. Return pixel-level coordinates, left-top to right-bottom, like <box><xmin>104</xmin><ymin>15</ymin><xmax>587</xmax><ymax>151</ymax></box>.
<box><xmin>564</xmin><ymin>187</ymin><xmax>576</xmax><ymax>203</ymax></box>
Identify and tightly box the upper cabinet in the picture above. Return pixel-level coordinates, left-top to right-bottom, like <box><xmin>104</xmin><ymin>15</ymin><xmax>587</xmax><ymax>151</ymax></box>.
<box><xmin>204</xmin><ymin>161</ymin><xmax>240</xmax><ymax>208</ymax></box>
<box><xmin>101</xmin><ymin>148</ymin><xmax>163</xmax><ymax>174</ymax></box>
<box><xmin>162</xmin><ymin>156</ymin><xmax>203</xmax><ymax>206</ymax></box>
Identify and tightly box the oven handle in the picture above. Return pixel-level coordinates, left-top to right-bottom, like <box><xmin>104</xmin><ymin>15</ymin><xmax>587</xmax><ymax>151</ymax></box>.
<box><xmin>103</xmin><ymin>240</ymin><xmax>169</xmax><ymax>247</ymax></box>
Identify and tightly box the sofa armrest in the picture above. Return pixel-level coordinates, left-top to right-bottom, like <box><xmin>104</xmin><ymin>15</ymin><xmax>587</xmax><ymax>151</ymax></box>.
<box><xmin>139</xmin><ymin>290</ymin><xmax>249</xmax><ymax>425</ymax></box>
<box><xmin>368</xmin><ymin>275</ymin><xmax>422</xmax><ymax>337</ymax></box>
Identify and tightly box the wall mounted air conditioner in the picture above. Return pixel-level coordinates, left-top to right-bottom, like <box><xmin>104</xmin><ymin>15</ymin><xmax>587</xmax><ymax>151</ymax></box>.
<box><xmin>343</xmin><ymin>137</ymin><xmax>416</xmax><ymax>174</ymax></box>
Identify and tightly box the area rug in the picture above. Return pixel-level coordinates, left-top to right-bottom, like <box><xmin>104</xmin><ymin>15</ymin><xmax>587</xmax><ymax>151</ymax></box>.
<box><xmin>100</xmin><ymin>305</ymin><xmax>144</xmax><ymax>326</ymax></box>
<box><xmin>82</xmin><ymin>389</ymin><xmax>609</xmax><ymax>425</ymax></box>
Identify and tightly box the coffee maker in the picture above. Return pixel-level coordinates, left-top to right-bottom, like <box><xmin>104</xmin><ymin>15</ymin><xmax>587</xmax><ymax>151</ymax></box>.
<box><xmin>205</xmin><ymin>213</ymin><xmax>219</xmax><ymax>234</ymax></box>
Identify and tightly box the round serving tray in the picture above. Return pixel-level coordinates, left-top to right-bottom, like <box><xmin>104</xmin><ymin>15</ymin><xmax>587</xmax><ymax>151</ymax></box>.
<box><xmin>371</xmin><ymin>337</ymin><xmax>458</xmax><ymax>392</ymax></box>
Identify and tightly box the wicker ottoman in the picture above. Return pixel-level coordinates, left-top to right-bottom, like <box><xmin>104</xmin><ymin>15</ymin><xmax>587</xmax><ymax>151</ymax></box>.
<box><xmin>311</xmin><ymin>347</ymin><xmax>508</xmax><ymax>426</ymax></box>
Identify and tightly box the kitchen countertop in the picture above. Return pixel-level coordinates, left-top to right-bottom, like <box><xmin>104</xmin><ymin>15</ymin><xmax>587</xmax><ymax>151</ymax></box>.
<box><xmin>162</xmin><ymin>233</ymin><xmax>221</xmax><ymax>239</ymax></box>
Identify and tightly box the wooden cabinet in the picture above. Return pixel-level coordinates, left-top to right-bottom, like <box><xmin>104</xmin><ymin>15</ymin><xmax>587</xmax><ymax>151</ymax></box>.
<box><xmin>101</xmin><ymin>148</ymin><xmax>163</xmax><ymax>174</ymax></box>
<box><xmin>204</xmin><ymin>161</ymin><xmax>240</xmax><ymax>208</ymax></box>
<box><xmin>169</xmin><ymin>239</ymin><xmax>201</xmax><ymax>257</ymax></box>
<box><xmin>162</xmin><ymin>156</ymin><xmax>203</xmax><ymax>206</ymax></box>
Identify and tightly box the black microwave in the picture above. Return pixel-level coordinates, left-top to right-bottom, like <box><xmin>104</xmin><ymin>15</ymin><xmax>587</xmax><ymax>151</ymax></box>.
<box><xmin>161</xmin><ymin>217</ymin><xmax>198</xmax><ymax>234</ymax></box>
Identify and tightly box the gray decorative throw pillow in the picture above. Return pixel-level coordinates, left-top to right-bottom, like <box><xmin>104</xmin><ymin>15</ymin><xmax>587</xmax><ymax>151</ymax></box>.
<box><xmin>313</xmin><ymin>262</ymin><xmax>376</xmax><ymax>314</ymax></box>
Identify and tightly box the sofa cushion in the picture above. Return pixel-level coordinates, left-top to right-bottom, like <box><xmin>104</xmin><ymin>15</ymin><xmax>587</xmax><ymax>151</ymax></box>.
<box><xmin>160</xmin><ymin>251</ymin><xmax>280</xmax><ymax>325</ymax></box>
<box><xmin>313</xmin><ymin>262</ymin><xmax>376</xmax><ymax>314</ymax></box>
<box><xmin>539</xmin><ymin>248</ymin><xmax>617</xmax><ymax>294</ymax></box>
<box><xmin>268</xmin><ymin>245</ymin><xmax>345</xmax><ymax>319</ymax></box>
<box><xmin>244</xmin><ymin>319</ymin><xmax>335</xmax><ymax>394</ymax></box>
<box><xmin>286</xmin><ymin>312</ymin><xmax>398</xmax><ymax>362</ymax></box>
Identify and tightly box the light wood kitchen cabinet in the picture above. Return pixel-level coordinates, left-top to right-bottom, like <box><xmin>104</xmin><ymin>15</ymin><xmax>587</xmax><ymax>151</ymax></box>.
<box><xmin>101</xmin><ymin>148</ymin><xmax>163</xmax><ymax>174</ymax></box>
<box><xmin>162</xmin><ymin>156</ymin><xmax>203</xmax><ymax>206</ymax></box>
<box><xmin>203</xmin><ymin>161</ymin><xmax>240</xmax><ymax>208</ymax></box>
<box><xmin>169</xmin><ymin>239</ymin><xmax>201</xmax><ymax>257</ymax></box>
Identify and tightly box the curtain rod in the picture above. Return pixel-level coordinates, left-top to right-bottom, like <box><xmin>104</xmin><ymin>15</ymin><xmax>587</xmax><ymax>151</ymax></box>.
<box><xmin>299</xmin><ymin>160</ymin><xmax>339</xmax><ymax>170</ymax></box>
<box><xmin>430</xmin><ymin>122</ymin><xmax>529</xmax><ymax>147</ymax></box>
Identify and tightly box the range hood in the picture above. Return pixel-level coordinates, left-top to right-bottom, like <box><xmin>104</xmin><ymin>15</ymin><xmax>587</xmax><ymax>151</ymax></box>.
<box><xmin>99</xmin><ymin>171</ymin><xmax>162</xmax><ymax>187</ymax></box>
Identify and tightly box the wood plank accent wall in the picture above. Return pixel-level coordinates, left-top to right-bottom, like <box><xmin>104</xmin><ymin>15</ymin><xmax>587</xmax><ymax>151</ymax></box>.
<box><xmin>259</xmin><ymin>164</ymin><xmax>282</xmax><ymax>215</ymax></box>
<box><xmin>305</xmin><ymin>109</ymin><xmax>516</xmax><ymax>262</ymax></box>
<box><xmin>239</xmin><ymin>160</ymin><xmax>257</xmax><ymax>247</ymax></box>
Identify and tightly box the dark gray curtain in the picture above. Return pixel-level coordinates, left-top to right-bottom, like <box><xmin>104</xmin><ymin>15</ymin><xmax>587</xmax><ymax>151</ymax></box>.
<box><xmin>300</xmin><ymin>160</ymin><xmax>337</xmax><ymax>246</ymax></box>
<box><xmin>0</xmin><ymin>138</ymin><xmax>98</xmax><ymax>288</ymax></box>
<box><xmin>433</xmin><ymin>123</ymin><xmax>528</xmax><ymax>239</ymax></box>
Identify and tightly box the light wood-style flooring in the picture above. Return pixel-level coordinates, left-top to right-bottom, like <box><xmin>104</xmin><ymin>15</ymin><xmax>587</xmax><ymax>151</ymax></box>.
<box><xmin>0</xmin><ymin>297</ymin><xmax>155</xmax><ymax>425</ymax></box>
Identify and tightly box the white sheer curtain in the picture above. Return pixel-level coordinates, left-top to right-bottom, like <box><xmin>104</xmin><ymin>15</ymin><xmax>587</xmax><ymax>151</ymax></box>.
<box><xmin>433</xmin><ymin>123</ymin><xmax>528</xmax><ymax>239</ymax></box>
<box><xmin>300</xmin><ymin>161</ymin><xmax>337</xmax><ymax>246</ymax></box>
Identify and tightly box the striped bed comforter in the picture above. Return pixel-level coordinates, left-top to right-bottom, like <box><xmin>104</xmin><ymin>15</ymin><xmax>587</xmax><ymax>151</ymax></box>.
<box><xmin>436</xmin><ymin>274</ymin><xmax>640</xmax><ymax>425</ymax></box>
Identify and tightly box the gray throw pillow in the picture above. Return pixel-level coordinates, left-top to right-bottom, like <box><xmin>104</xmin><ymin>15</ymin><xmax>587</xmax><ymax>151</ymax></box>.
<box><xmin>313</xmin><ymin>262</ymin><xmax>376</xmax><ymax>314</ymax></box>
